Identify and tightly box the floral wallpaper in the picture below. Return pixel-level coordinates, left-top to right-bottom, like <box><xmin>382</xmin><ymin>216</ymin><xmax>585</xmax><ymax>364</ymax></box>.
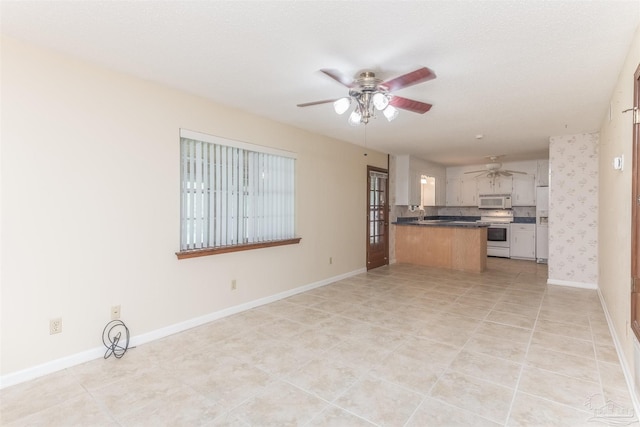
<box><xmin>548</xmin><ymin>132</ymin><xmax>599</xmax><ymax>287</ymax></box>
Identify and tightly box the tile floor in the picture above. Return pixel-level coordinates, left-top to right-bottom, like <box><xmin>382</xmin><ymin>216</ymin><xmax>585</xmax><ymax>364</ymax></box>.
<box><xmin>2</xmin><ymin>258</ymin><xmax>639</xmax><ymax>426</ymax></box>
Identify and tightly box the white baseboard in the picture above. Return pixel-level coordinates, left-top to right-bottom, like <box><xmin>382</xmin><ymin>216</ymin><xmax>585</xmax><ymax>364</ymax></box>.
<box><xmin>547</xmin><ymin>278</ymin><xmax>598</xmax><ymax>290</ymax></box>
<box><xmin>596</xmin><ymin>288</ymin><xmax>640</xmax><ymax>419</ymax></box>
<box><xmin>0</xmin><ymin>267</ymin><xmax>365</xmax><ymax>390</ymax></box>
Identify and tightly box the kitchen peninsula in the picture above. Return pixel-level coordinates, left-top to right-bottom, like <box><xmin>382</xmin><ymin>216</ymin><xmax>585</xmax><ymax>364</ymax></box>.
<box><xmin>395</xmin><ymin>220</ymin><xmax>489</xmax><ymax>273</ymax></box>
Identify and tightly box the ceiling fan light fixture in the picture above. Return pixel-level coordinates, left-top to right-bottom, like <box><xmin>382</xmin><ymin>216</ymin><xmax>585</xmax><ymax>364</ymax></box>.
<box><xmin>348</xmin><ymin>109</ymin><xmax>362</xmax><ymax>126</ymax></box>
<box><xmin>383</xmin><ymin>105</ymin><xmax>398</xmax><ymax>122</ymax></box>
<box><xmin>372</xmin><ymin>92</ymin><xmax>389</xmax><ymax>110</ymax></box>
<box><xmin>333</xmin><ymin>97</ymin><xmax>351</xmax><ymax>115</ymax></box>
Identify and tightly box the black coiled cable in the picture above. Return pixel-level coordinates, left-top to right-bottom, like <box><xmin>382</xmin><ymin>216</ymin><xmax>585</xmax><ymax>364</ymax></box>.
<box><xmin>102</xmin><ymin>320</ymin><xmax>130</xmax><ymax>359</ymax></box>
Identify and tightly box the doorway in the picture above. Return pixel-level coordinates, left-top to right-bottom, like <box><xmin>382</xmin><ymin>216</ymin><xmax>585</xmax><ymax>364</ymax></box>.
<box><xmin>366</xmin><ymin>166</ymin><xmax>389</xmax><ymax>270</ymax></box>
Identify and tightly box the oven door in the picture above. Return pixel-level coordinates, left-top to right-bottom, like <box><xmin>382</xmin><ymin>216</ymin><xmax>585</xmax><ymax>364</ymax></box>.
<box><xmin>487</xmin><ymin>224</ymin><xmax>509</xmax><ymax>248</ymax></box>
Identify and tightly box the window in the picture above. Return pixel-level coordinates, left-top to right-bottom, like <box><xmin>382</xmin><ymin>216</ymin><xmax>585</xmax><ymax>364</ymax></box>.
<box><xmin>178</xmin><ymin>129</ymin><xmax>298</xmax><ymax>258</ymax></box>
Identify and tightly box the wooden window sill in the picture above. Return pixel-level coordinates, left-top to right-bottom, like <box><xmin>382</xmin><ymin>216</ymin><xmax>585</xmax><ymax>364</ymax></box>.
<box><xmin>176</xmin><ymin>237</ymin><xmax>302</xmax><ymax>260</ymax></box>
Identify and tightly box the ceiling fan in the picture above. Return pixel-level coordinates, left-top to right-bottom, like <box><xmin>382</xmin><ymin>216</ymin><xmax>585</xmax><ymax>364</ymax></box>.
<box><xmin>464</xmin><ymin>156</ymin><xmax>527</xmax><ymax>178</ymax></box>
<box><xmin>297</xmin><ymin>67</ymin><xmax>436</xmax><ymax>125</ymax></box>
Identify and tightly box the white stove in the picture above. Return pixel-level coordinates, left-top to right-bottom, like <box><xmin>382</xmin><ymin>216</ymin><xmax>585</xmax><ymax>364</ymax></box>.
<box><xmin>479</xmin><ymin>211</ymin><xmax>513</xmax><ymax>258</ymax></box>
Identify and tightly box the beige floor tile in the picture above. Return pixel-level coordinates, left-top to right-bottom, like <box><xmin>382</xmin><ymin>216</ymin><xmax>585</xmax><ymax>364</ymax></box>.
<box><xmin>4</xmin><ymin>393</ymin><xmax>117</xmax><ymax>427</ymax></box>
<box><xmin>538</xmin><ymin>307</ymin><xmax>590</xmax><ymax>326</ymax></box>
<box><xmin>430</xmin><ymin>371</ymin><xmax>515</xmax><ymax>424</ymax></box>
<box><xmin>507</xmin><ymin>392</ymin><xmax>594</xmax><ymax>426</ymax></box>
<box><xmin>599</xmin><ymin>360</ymin><xmax>629</xmax><ymax>392</ymax></box>
<box><xmin>464</xmin><ymin>333</ymin><xmax>529</xmax><ymax>362</ymax></box>
<box><xmin>253</xmin><ymin>340</ymin><xmax>316</xmax><ymax>377</ymax></box>
<box><xmin>485</xmin><ymin>310</ymin><xmax>536</xmax><ymax>329</ymax></box>
<box><xmin>416</xmin><ymin>322</ymin><xmax>476</xmax><ymax>347</ymax></box>
<box><xmin>306</xmin><ymin>405</ymin><xmax>377</xmax><ymax>426</ymax></box>
<box><xmin>441</xmin><ymin>302</ymin><xmax>492</xmax><ymax>320</ymax></box>
<box><xmin>370</xmin><ymin>350</ymin><xmax>443</xmax><ymax>393</ymax></box>
<box><xmin>406</xmin><ymin>397</ymin><xmax>501</xmax><ymax>427</ymax></box>
<box><xmin>595</xmin><ymin>341</ymin><xmax>620</xmax><ymax>364</ymax></box>
<box><xmin>395</xmin><ymin>335</ymin><xmax>462</xmax><ymax>368</ymax></box>
<box><xmin>181</xmin><ymin>355</ymin><xmax>272</xmax><ymax>410</ymax></box>
<box><xmin>525</xmin><ymin>343</ymin><xmax>599</xmax><ymax>383</ymax></box>
<box><xmin>535</xmin><ymin>318</ymin><xmax>593</xmax><ymax>341</ymax></box>
<box><xmin>530</xmin><ymin>330</ymin><xmax>595</xmax><ymax>359</ymax></box>
<box><xmin>119</xmin><ymin>385</ymin><xmax>224</xmax><ymax>426</ymax></box>
<box><xmin>334</xmin><ymin>375</ymin><xmax>423</xmax><ymax>426</ymax></box>
<box><xmin>323</xmin><ymin>338</ymin><xmax>393</xmax><ymax>373</ymax></box>
<box><xmin>491</xmin><ymin>300</ymin><xmax>540</xmax><ymax>318</ymax></box>
<box><xmin>475</xmin><ymin>321</ymin><xmax>532</xmax><ymax>344</ymax></box>
<box><xmin>448</xmin><ymin>349</ymin><xmax>522</xmax><ymax>389</ymax></box>
<box><xmin>253</xmin><ymin>317</ymin><xmax>309</xmax><ymax>339</ymax></box>
<box><xmin>0</xmin><ymin>370</ymin><xmax>86</xmax><ymax>424</ymax></box>
<box><xmin>518</xmin><ymin>366</ymin><xmax>602</xmax><ymax>411</ymax></box>
<box><xmin>285</xmin><ymin>355</ymin><xmax>362</xmax><ymax>401</ymax></box>
<box><xmin>230</xmin><ymin>380</ymin><xmax>328</xmax><ymax>426</ymax></box>
<box><xmin>602</xmin><ymin>386</ymin><xmax>639</xmax><ymax>422</ymax></box>
<box><xmin>499</xmin><ymin>292</ymin><xmax>544</xmax><ymax>307</ymax></box>
<box><xmin>90</xmin><ymin>369</ymin><xmax>186</xmax><ymax>419</ymax></box>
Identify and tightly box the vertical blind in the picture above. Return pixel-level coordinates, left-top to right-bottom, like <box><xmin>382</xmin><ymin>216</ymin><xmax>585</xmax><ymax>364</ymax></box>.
<box><xmin>180</xmin><ymin>130</ymin><xmax>295</xmax><ymax>251</ymax></box>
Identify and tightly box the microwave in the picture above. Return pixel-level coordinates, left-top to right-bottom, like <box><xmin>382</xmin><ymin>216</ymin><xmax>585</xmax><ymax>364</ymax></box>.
<box><xmin>478</xmin><ymin>194</ymin><xmax>512</xmax><ymax>209</ymax></box>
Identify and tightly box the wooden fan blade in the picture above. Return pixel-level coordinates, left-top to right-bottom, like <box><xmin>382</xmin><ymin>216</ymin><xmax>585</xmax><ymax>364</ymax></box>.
<box><xmin>464</xmin><ymin>170</ymin><xmax>487</xmax><ymax>174</ymax></box>
<box><xmin>389</xmin><ymin>96</ymin><xmax>432</xmax><ymax>114</ymax></box>
<box><xmin>297</xmin><ymin>99</ymin><xmax>340</xmax><ymax>107</ymax></box>
<box><xmin>320</xmin><ymin>69</ymin><xmax>355</xmax><ymax>87</ymax></box>
<box><xmin>381</xmin><ymin>67</ymin><xmax>436</xmax><ymax>92</ymax></box>
<box><xmin>503</xmin><ymin>170</ymin><xmax>527</xmax><ymax>175</ymax></box>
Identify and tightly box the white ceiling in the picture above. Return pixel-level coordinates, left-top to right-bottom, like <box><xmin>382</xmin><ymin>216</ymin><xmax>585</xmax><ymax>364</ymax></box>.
<box><xmin>2</xmin><ymin>1</ymin><xmax>639</xmax><ymax>166</ymax></box>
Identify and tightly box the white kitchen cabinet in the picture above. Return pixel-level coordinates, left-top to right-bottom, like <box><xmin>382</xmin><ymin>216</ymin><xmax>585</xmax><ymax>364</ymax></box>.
<box><xmin>460</xmin><ymin>176</ymin><xmax>478</xmax><ymax>206</ymax></box>
<box><xmin>512</xmin><ymin>174</ymin><xmax>536</xmax><ymax>206</ymax></box>
<box><xmin>537</xmin><ymin>160</ymin><xmax>550</xmax><ymax>187</ymax></box>
<box><xmin>435</xmin><ymin>175</ymin><xmax>446</xmax><ymax>206</ymax></box>
<box><xmin>477</xmin><ymin>175</ymin><xmax>512</xmax><ymax>195</ymax></box>
<box><xmin>510</xmin><ymin>224</ymin><xmax>536</xmax><ymax>260</ymax></box>
<box><xmin>446</xmin><ymin>176</ymin><xmax>477</xmax><ymax>206</ymax></box>
<box><xmin>446</xmin><ymin>177</ymin><xmax>461</xmax><ymax>206</ymax></box>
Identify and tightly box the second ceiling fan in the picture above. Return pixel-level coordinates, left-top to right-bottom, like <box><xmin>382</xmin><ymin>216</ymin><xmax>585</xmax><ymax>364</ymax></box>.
<box><xmin>297</xmin><ymin>67</ymin><xmax>436</xmax><ymax>125</ymax></box>
<box><xmin>465</xmin><ymin>156</ymin><xmax>527</xmax><ymax>178</ymax></box>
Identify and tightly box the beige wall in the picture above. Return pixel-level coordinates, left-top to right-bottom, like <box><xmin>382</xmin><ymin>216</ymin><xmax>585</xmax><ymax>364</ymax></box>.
<box><xmin>598</xmin><ymin>25</ymin><xmax>640</xmax><ymax>391</ymax></box>
<box><xmin>0</xmin><ymin>36</ymin><xmax>387</xmax><ymax>379</ymax></box>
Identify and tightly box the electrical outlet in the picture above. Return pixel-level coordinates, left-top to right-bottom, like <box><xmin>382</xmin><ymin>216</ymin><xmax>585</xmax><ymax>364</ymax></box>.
<box><xmin>231</xmin><ymin>279</ymin><xmax>237</xmax><ymax>291</ymax></box>
<box><xmin>50</xmin><ymin>318</ymin><xmax>62</xmax><ymax>335</ymax></box>
<box><xmin>111</xmin><ymin>305</ymin><xmax>121</xmax><ymax>320</ymax></box>
<box><xmin>329</xmin><ymin>257</ymin><xmax>333</xmax><ymax>265</ymax></box>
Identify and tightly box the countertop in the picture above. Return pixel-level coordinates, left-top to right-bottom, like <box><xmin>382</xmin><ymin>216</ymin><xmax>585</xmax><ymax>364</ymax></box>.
<box><xmin>393</xmin><ymin>219</ymin><xmax>490</xmax><ymax>228</ymax></box>
<box><xmin>395</xmin><ymin>215</ymin><xmax>536</xmax><ymax>225</ymax></box>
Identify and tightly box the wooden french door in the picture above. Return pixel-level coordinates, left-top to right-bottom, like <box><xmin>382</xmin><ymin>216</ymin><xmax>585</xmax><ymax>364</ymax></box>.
<box><xmin>631</xmin><ymin>63</ymin><xmax>640</xmax><ymax>341</ymax></box>
<box><xmin>367</xmin><ymin>166</ymin><xmax>389</xmax><ymax>270</ymax></box>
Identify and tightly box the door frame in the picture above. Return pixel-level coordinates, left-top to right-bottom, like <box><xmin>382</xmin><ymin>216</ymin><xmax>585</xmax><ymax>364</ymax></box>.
<box><xmin>630</xmin><ymin>63</ymin><xmax>640</xmax><ymax>341</ymax></box>
<box><xmin>366</xmin><ymin>165</ymin><xmax>389</xmax><ymax>270</ymax></box>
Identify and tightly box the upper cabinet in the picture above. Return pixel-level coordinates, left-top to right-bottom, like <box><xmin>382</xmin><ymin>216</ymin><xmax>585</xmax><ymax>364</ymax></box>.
<box><xmin>536</xmin><ymin>160</ymin><xmax>550</xmax><ymax>187</ymax></box>
<box><xmin>445</xmin><ymin>159</ymin><xmax>543</xmax><ymax>207</ymax></box>
<box><xmin>512</xmin><ymin>174</ymin><xmax>536</xmax><ymax>206</ymax></box>
<box><xmin>477</xmin><ymin>175</ymin><xmax>512</xmax><ymax>195</ymax></box>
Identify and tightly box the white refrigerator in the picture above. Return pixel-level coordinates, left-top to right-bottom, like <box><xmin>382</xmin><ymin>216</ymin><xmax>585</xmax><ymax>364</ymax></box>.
<box><xmin>536</xmin><ymin>187</ymin><xmax>549</xmax><ymax>263</ymax></box>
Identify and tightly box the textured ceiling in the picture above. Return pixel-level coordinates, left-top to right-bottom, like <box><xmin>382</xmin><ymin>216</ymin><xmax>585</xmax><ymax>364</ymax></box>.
<box><xmin>1</xmin><ymin>1</ymin><xmax>639</xmax><ymax>165</ymax></box>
